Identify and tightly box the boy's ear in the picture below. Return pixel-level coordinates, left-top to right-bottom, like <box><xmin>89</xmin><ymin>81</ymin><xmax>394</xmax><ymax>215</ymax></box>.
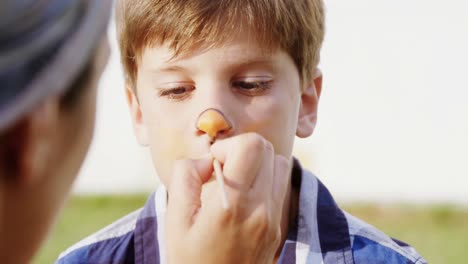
<box><xmin>0</xmin><ymin>99</ymin><xmax>58</xmax><ymax>186</ymax></box>
<box><xmin>296</xmin><ymin>69</ymin><xmax>323</xmax><ymax>138</ymax></box>
<box><xmin>125</xmin><ymin>83</ymin><xmax>149</xmax><ymax>146</ymax></box>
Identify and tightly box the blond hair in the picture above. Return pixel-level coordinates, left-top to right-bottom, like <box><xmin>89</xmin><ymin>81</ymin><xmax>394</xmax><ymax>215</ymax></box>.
<box><xmin>116</xmin><ymin>0</ymin><xmax>325</xmax><ymax>88</ymax></box>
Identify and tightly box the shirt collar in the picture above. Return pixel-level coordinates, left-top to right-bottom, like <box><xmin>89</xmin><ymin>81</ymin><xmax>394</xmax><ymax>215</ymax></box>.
<box><xmin>284</xmin><ymin>158</ymin><xmax>354</xmax><ymax>263</ymax></box>
<box><xmin>133</xmin><ymin>192</ymin><xmax>161</xmax><ymax>264</ymax></box>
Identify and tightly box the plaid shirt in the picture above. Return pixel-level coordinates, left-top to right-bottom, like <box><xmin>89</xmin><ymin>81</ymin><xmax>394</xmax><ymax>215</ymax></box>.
<box><xmin>57</xmin><ymin>160</ymin><xmax>427</xmax><ymax>264</ymax></box>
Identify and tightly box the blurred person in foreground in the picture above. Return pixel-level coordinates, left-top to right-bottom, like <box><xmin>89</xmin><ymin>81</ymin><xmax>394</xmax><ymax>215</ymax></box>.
<box><xmin>0</xmin><ymin>0</ymin><xmax>112</xmax><ymax>263</ymax></box>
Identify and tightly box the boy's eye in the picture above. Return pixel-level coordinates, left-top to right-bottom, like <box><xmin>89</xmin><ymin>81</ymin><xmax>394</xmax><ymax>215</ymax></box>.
<box><xmin>158</xmin><ymin>85</ymin><xmax>195</xmax><ymax>100</ymax></box>
<box><xmin>232</xmin><ymin>79</ymin><xmax>272</xmax><ymax>95</ymax></box>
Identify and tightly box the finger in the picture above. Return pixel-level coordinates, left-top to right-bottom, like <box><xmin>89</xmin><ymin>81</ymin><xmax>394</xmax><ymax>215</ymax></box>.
<box><xmin>251</xmin><ymin>139</ymin><xmax>274</xmax><ymax>199</ymax></box>
<box><xmin>271</xmin><ymin>155</ymin><xmax>291</xmax><ymax>214</ymax></box>
<box><xmin>166</xmin><ymin>157</ymin><xmax>213</xmax><ymax>233</ymax></box>
<box><xmin>210</xmin><ymin>133</ymin><xmax>266</xmax><ymax>191</ymax></box>
<box><xmin>213</xmin><ymin>159</ymin><xmax>229</xmax><ymax>209</ymax></box>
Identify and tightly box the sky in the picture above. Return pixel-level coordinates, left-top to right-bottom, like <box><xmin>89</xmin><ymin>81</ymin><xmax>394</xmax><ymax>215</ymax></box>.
<box><xmin>73</xmin><ymin>0</ymin><xmax>468</xmax><ymax>204</ymax></box>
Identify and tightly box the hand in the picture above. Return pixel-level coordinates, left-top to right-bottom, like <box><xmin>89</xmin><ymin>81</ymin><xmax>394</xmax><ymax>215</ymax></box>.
<box><xmin>166</xmin><ymin>133</ymin><xmax>291</xmax><ymax>264</ymax></box>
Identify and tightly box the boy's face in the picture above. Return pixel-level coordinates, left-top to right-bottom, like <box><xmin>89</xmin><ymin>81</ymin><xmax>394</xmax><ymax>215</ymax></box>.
<box><xmin>128</xmin><ymin>37</ymin><xmax>321</xmax><ymax>186</ymax></box>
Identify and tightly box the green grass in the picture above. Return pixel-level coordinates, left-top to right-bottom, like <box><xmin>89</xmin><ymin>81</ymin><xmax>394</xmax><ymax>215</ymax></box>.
<box><xmin>33</xmin><ymin>196</ymin><xmax>468</xmax><ymax>263</ymax></box>
<box><xmin>33</xmin><ymin>195</ymin><xmax>149</xmax><ymax>264</ymax></box>
<box><xmin>344</xmin><ymin>204</ymin><xmax>468</xmax><ymax>264</ymax></box>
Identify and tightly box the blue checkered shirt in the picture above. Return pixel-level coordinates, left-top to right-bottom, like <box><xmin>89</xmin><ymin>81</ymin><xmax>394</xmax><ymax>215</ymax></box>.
<box><xmin>57</xmin><ymin>161</ymin><xmax>427</xmax><ymax>264</ymax></box>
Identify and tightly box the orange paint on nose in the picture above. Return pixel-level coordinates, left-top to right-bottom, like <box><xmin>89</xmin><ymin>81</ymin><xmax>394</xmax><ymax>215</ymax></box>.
<box><xmin>196</xmin><ymin>108</ymin><xmax>231</xmax><ymax>140</ymax></box>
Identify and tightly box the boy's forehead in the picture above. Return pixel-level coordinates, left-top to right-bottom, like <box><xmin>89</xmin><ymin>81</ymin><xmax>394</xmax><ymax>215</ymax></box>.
<box><xmin>139</xmin><ymin>40</ymin><xmax>280</xmax><ymax>72</ymax></box>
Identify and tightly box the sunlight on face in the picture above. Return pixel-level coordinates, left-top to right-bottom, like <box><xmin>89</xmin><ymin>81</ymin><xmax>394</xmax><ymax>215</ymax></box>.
<box><xmin>132</xmin><ymin>38</ymin><xmax>303</xmax><ymax>186</ymax></box>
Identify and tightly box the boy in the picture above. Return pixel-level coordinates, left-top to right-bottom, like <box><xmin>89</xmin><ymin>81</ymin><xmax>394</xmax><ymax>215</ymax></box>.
<box><xmin>58</xmin><ymin>0</ymin><xmax>427</xmax><ymax>263</ymax></box>
<box><xmin>0</xmin><ymin>0</ymin><xmax>111</xmax><ymax>263</ymax></box>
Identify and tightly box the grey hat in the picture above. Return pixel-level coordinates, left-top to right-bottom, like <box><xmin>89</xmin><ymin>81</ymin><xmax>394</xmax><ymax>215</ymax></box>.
<box><xmin>0</xmin><ymin>0</ymin><xmax>112</xmax><ymax>131</ymax></box>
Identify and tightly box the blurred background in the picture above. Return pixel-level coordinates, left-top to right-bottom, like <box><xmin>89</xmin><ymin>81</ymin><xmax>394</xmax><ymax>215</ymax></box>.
<box><xmin>35</xmin><ymin>0</ymin><xmax>468</xmax><ymax>263</ymax></box>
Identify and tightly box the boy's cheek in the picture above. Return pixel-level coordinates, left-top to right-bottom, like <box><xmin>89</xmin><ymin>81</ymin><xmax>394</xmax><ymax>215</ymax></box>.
<box><xmin>146</xmin><ymin>125</ymin><xmax>210</xmax><ymax>186</ymax></box>
<box><xmin>146</xmin><ymin>127</ymin><xmax>187</xmax><ymax>185</ymax></box>
<box><xmin>150</xmin><ymin>150</ymin><xmax>187</xmax><ymax>187</ymax></box>
<box><xmin>242</xmin><ymin>102</ymin><xmax>297</xmax><ymax>157</ymax></box>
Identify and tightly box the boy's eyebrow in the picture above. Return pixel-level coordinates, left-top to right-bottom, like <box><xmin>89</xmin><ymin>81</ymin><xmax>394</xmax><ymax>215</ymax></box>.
<box><xmin>153</xmin><ymin>65</ymin><xmax>188</xmax><ymax>73</ymax></box>
<box><xmin>233</xmin><ymin>58</ymin><xmax>276</xmax><ymax>68</ymax></box>
<box><xmin>151</xmin><ymin>57</ymin><xmax>277</xmax><ymax>74</ymax></box>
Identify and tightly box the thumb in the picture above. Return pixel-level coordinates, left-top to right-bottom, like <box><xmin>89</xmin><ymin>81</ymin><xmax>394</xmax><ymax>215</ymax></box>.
<box><xmin>166</xmin><ymin>157</ymin><xmax>213</xmax><ymax>233</ymax></box>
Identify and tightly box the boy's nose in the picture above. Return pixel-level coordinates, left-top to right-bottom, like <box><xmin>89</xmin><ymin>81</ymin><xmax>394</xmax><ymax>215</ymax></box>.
<box><xmin>196</xmin><ymin>108</ymin><xmax>232</xmax><ymax>141</ymax></box>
